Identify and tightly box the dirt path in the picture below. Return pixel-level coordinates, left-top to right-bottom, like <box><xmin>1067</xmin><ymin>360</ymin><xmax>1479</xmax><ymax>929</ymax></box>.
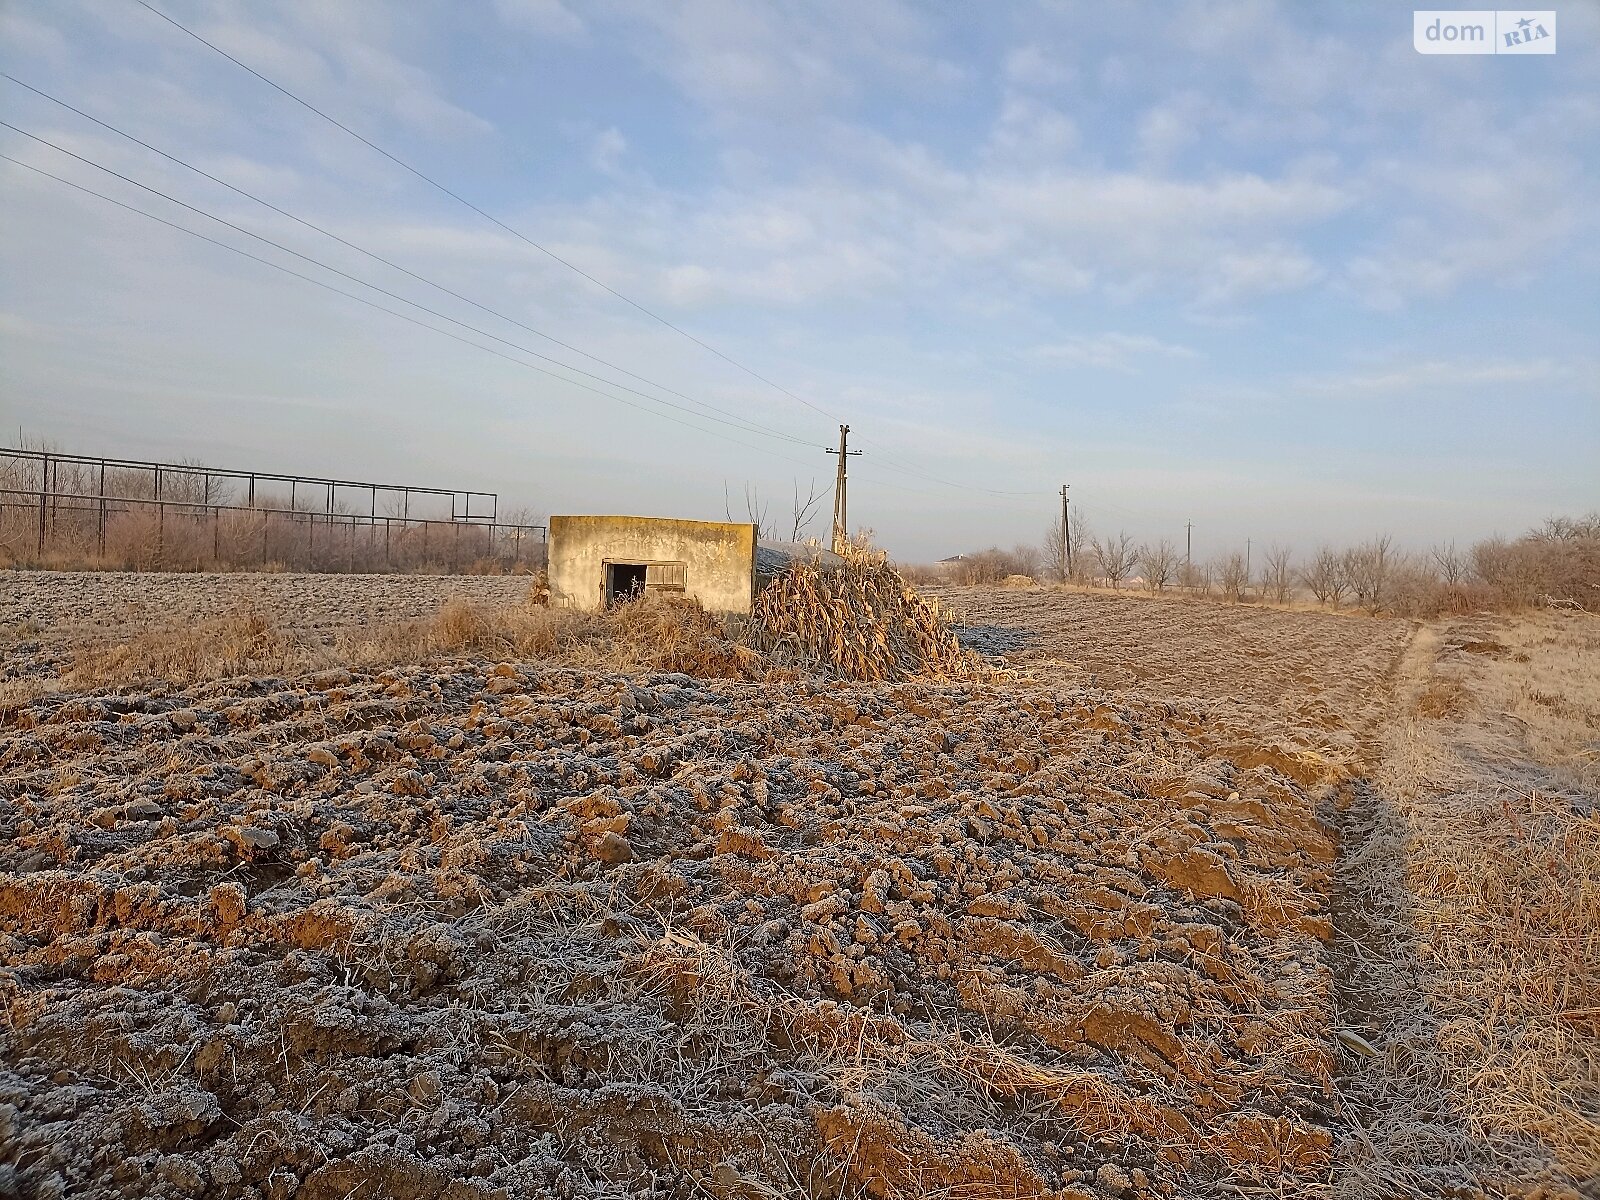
<box><xmin>1322</xmin><ymin>623</ymin><xmax>1480</xmax><ymax>1197</ymax></box>
<box><xmin>1326</xmin><ymin>614</ymin><xmax>1600</xmax><ymax>1198</ymax></box>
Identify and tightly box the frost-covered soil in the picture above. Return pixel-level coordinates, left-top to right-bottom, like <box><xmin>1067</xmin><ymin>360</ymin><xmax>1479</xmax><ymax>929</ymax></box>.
<box><xmin>931</xmin><ymin>584</ymin><xmax>1408</xmax><ymax>719</ymax></box>
<box><xmin>0</xmin><ymin>578</ymin><xmax>1412</xmax><ymax>1200</ymax></box>
<box><xmin>0</xmin><ymin>571</ymin><xmax>532</xmax><ymax>678</ymax></box>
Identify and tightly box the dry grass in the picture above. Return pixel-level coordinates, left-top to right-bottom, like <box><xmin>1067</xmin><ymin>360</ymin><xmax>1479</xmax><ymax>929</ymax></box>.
<box><xmin>351</xmin><ymin>592</ymin><xmax>765</xmax><ymax>678</ymax></box>
<box><xmin>751</xmin><ymin>543</ymin><xmax>988</xmax><ymax>682</ymax></box>
<box><xmin>1339</xmin><ymin>613</ymin><xmax>1600</xmax><ymax>1193</ymax></box>
<box><xmin>66</xmin><ymin>607</ymin><xmax>308</xmax><ymax>688</ymax></box>
<box><xmin>59</xmin><ymin>588</ymin><xmax>771</xmax><ymax>689</ymax></box>
<box><xmin>58</xmin><ymin>553</ymin><xmax>982</xmax><ymax>689</ymax></box>
<box><xmin>32</xmin><ymin>557</ymin><xmax>986</xmax><ymax>689</ymax></box>
<box><xmin>0</xmin><ymin>677</ymin><xmax>55</xmax><ymax>718</ymax></box>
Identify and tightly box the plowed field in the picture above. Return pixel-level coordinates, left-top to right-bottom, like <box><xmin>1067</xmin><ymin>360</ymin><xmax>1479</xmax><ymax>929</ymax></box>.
<box><xmin>0</xmin><ymin>576</ymin><xmax>1415</xmax><ymax>1200</ymax></box>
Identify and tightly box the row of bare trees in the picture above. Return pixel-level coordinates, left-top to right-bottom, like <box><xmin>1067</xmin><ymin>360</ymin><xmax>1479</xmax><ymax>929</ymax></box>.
<box><xmin>928</xmin><ymin>512</ymin><xmax>1599</xmax><ymax>616</ymax></box>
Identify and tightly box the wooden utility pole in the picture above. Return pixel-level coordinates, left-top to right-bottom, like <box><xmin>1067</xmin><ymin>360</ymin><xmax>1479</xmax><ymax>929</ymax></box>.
<box><xmin>826</xmin><ymin>425</ymin><xmax>860</xmax><ymax>553</ymax></box>
<box><xmin>1059</xmin><ymin>483</ymin><xmax>1072</xmax><ymax>579</ymax></box>
<box><xmin>1185</xmin><ymin>520</ymin><xmax>1192</xmax><ymax>568</ymax></box>
<box><xmin>1245</xmin><ymin>537</ymin><xmax>1252</xmax><ymax>577</ymax></box>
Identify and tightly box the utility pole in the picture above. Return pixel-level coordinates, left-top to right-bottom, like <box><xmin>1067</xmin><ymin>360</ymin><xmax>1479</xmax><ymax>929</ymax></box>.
<box><xmin>826</xmin><ymin>425</ymin><xmax>861</xmax><ymax>553</ymax></box>
<box><xmin>1059</xmin><ymin>483</ymin><xmax>1072</xmax><ymax>580</ymax></box>
<box><xmin>1185</xmin><ymin>520</ymin><xmax>1192</xmax><ymax>568</ymax></box>
<box><xmin>1245</xmin><ymin>537</ymin><xmax>1252</xmax><ymax>577</ymax></box>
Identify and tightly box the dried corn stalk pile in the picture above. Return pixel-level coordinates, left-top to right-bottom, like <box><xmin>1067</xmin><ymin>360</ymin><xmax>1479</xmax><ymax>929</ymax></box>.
<box><xmin>750</xmin><ymin>544</ymin><xmax>985</xmax><ymax>681</ymax></box>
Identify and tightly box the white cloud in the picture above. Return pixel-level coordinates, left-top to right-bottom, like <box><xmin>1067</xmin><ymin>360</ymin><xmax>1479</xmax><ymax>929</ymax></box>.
<box><xmin>492</xmin><ymin>0</ymin><xmax>586</xmax><ymax>39</ymax></box>
<box><xmin>3</xmin><ymin>0</ymin><xmax>1596</xmax><ymax>560</ymax></box>
<box><xmin>606</xmin><ymin>0</ymin><xmax>963</xmax><ymax>114</ymax></box>
<box><xmin>1001</xmin><ymin>44</ymin><xmax>1074</xmax><ymax>90</ymax></box>
<box><xmin>1033</xmin><ymin>333</ymin><xmax>1198</xmax><ymax>371</ymax></box>
<box><xmin>1344</xmin><ymin>152</ymin><xmax>1591</xmax><ymax>309</ymax></box>
<box><xmin>1296</xmin><ymin>359</ymin><xmax>1568</xmax><ymax>397</ymax></box>
<box><xmin>588</xmin><ymin>127</ymin><xmax>628</xmax><ymax>176</ymax></box>
<box><xmin>987</xmin><ymin>94</ymin><xmax>1078</xmax><ymax>161</ymax></box>
<box><xmin>191</xmin><ymin>11</ymin><xmax>492</xmax><ymax>142</ymax></box>
<box><xmin>1135</xmin><ymin>93</ymin><xmax>1206</xmax><ymax>167</ymax></box>
<box><xmin>1194</xmin><ymin>246</ymin><xmax>1323</xmax><ymax>307</ymax></box>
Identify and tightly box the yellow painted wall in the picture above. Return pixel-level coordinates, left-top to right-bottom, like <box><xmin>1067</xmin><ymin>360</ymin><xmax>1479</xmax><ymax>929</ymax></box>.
<box><xmin>547</xmin><ymin>515</ymin><xmax>758</xmax><ymax>613</ymax></box>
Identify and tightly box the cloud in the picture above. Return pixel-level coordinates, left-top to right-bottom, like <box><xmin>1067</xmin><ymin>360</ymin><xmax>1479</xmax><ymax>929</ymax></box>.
<box><xmin>1344</xmin><ymin>153</ymin><xmax>1592</xmax><ymax>309</ymax></box>
<box><xmin>1135</xmin><ymin>92</ymin><xmax>1207</xmax><ymax>167</ymax></box>
<box><xmin>1001</xmin><ymin>44</ymin><xmax>1074</xmax><ymax>90</ymax></box>
<box><xmin>492</xmin><ymin>0</ymin><xmax>586</xmax><ymax>39</ymax></box>
<box><xmin>605</xmin><ymin>0</ymin><xmax>964</xmax><ymax>114</ymax></box>
<box><xmin>1033</xmin><ymin>333</ymin><xmax>1197</xmax><ymax>371</ymax></box>
<box><xmin>1194</xmin><ymin>246</ymin><xmax>1323</xmax><ymax>307</ymax></box>
<box><xmin>588</xmin><ymin>127</ymin><xmax>629</xmax><ymax>176</ymax></box>
<box><xmin>986</xmin><ymin>94</ymin><xmax>1078</xmax><ymax>161</ymax></box>
<box><xmin>190</xmin><ymin>10</ymin><xmax>492</xmax><ymax>142</ymax></box>
<box><xmin>1296</xmin><ymin>359</ymin><xmax>1568</xmax><ymax>397</ymax></box>
<box><xmin>4</xmin><ymin>0</ymin><xmax>1596</xmax><ymax>561</ymax></box>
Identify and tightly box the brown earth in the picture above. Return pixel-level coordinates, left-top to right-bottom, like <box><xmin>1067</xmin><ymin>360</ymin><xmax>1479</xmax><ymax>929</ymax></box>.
<box><xmin>0</xmin><ymin>575</ymin><xmax>1419</xmax><ymax>1199</ymax></box>
<box><xmin>928</xmin><ymin>585</ymin><xmax>1407</xmax><ymax>716</ymax></box>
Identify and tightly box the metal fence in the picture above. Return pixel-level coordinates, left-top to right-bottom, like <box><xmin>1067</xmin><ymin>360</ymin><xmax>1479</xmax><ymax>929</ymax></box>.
<box><xmin>0</xmin><ymin>447</ymin><xmax>546</xmax><ymax>573</ymax></box>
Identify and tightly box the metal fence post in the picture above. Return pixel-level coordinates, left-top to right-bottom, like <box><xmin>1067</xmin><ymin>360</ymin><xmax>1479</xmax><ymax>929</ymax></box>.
<box><xmin>37</xmin><ymin>453</ymin><xmax>48</xmax><ymax>555</ymax></box>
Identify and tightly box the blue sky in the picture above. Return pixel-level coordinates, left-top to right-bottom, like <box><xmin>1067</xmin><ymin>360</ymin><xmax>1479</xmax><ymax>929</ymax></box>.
<box><xmin>2</xmin><ymin>1</ymin><xmax>1595</xmax><ymax>560</ymax></box>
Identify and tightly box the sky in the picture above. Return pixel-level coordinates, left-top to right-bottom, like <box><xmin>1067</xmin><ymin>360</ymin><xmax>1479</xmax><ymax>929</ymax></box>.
<box><xmin>1</xmin><ymin>0</ymin><xmax>1596</xmax><ymax>562</ymax></box>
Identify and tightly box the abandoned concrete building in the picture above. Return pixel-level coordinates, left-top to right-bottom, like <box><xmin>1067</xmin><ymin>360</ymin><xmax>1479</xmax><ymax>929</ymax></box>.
<box><xmin>547</xmin><ymin>515</ymin><xmax>838</xmax><ymax>614</ymax></box>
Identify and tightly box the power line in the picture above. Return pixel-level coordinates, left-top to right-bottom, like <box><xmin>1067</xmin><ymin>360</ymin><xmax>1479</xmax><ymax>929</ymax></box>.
<box><xmin>0</xmin><ymin>72</ymin><xmax>820</xmax><ymax>451</ymax></box>
<box><xmin>133</xmin><ymin>0</ymin><xmax>838</xmax><ymax>417</ymax></box>
<box><xmin>0</xmin><ymin>120</ymin><xmax>817</xmax><ymax>450</ymax></box>
<box><xmin>0</xmin><ymin>153</ymin><xmax>827</xmax><ymax>473</ymax></box>
<box><xmin>132</xmin><ymin>0</ymin><xmax>1051</xmax><ymax>500</ymax></box>
<box><xmin>2</xmin><ymin>83</ymin><xmax>1039</xmax><ymax>505</ymax></box>
<box><xmin>0</xmin><ymin>156</ymin><xmax>999</xmax><ymax>502</ymax></box>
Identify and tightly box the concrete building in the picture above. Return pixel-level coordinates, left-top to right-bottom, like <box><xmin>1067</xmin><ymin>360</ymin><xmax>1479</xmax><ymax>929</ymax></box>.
<box><xmin>548</xmin><ymin>515</ymin><xmax>842</xmax><ymax>614</ymax></box>
<box><xmin>548</xmin><ymin>515</ymin><xmax>760</xmax><ymax>613</ymax></box>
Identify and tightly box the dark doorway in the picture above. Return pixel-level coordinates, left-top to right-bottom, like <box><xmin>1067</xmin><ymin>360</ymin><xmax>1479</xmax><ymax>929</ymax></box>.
<box><xmin>605</xmin><ymin>562</ymin><xmax>647</xmax><ymax>604</ymax></box>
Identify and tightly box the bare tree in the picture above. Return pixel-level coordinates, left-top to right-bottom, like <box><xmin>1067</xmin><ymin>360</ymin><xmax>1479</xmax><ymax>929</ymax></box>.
<box><xmin>1343</xmin><ymin>535</ymin><xmax>1397</xmax><ymax>613</ymax></box>
<box><xmin>1534</xmin><ymin>513</ymin><xmax>1600</xmax><ymax>541</ymax></box>
<box><xmin>1300</xmin><ymin>546</ymin><xmax>1348</xmax><ymax>608</ymax></box>
<box><xmin>1041</xmin><ymin>515</ymin><xmax>1068</xmax><ymax>582</ymax></box>
<box><xmin>1471</xmin><ymin>535</ymin><xmax>1541</xmax><ymax>605</ymax></box>
<box><xmin>725</xmin><ymin>481</ymin><xmax>771</xmax><ymax>538</ymax></box>
<box><xmin>1010</xmin><ymin>542</ymin><xmax>1041</xmax><ymax>579</ymax></box>
<box><xmin>1068</xmin><ymin>515</ymin><xmax>1094</xmax><ymax>583</ymax></box>
<box><xmin>1044</xmin><ymin>514</ymin><xmax>1094</xmax><ymax>584</ymax></box>
<box><xmin>788</xmin><ymin>478</ymin><xmax>826</xmax><ymax>542</ymax></box>
<box><xmin>1216</xmin><ymin>551</ymin><xmax>1249</xmax><ymax>602</ymax></box>
<box><xmin>1138</xmin><ymin>538</ymin><xmax>1177</xmax><ymax>592</ymax></box>
<box><xmin>1260</xmin><ymin>543</ymin><xmax>1294</xmax><ymax>604</ymax></box>
<box><xmin>1093</xmin><ymin>531</ymin><xmax>1138</xmax><ymax>589</ymax></box>
<box><xmin>1430</xmin><ymin>541</ymin><xmax>1466</xmax><ymax>584</ymax></box>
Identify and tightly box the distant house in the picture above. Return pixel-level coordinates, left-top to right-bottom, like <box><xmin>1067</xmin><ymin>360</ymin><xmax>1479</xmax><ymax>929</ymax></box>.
<box><xmin>547</xmin><ymin>515</ymin><xmax>839</xmax><ymax>614</ymax></box>
<box><xmin>934</xmin><ymin>554</ymin><xmax>970</xmax><ymax>577</ymax></box>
